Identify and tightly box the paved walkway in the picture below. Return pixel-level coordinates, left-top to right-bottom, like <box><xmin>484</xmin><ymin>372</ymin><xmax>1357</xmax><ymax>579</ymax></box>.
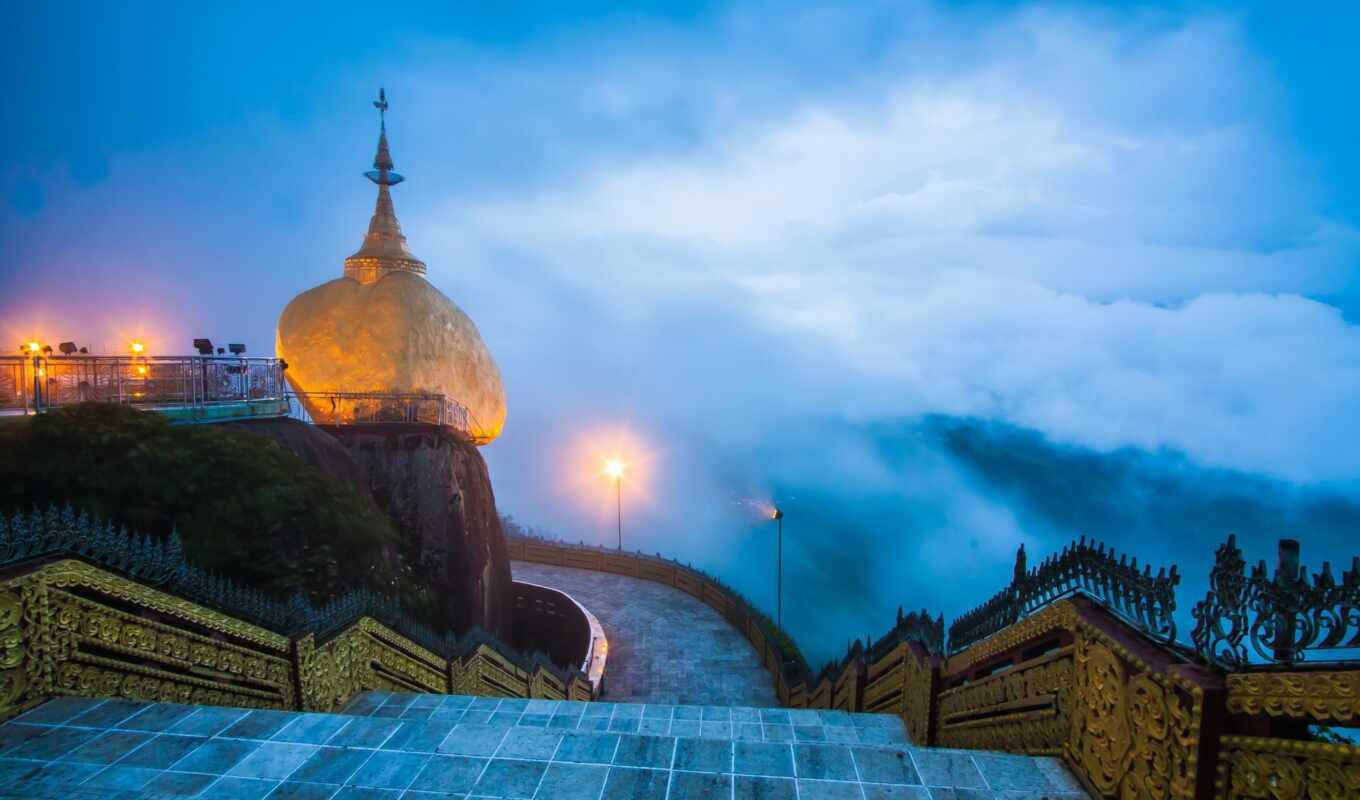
<box><xmin>0</xmin><ymin>693</ymin><xmax>1092</xmax><ymax>799</ymax></box>
<box><xmin>512</xmin><ymin>562</ymin><xmax>779</xmax><ymax>707</ymax></box>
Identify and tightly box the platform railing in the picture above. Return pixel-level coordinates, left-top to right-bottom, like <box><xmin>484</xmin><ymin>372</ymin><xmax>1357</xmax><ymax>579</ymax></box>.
<box><xmin>0</xmin><ymin>354</ymin><xmax>286</xmax><ymax>414</ymax></box>
<box><xmin>288</xmin><ymin>390</ymin><xmax>471</xmax><ymax>431</ymax></box>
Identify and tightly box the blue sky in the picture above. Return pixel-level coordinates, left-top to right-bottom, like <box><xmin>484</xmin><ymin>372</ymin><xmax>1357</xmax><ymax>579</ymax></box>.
<box><xmin>4</xmin><ymin>1</ymin><xmax>1359</xmax><ymax>661</ymax></box>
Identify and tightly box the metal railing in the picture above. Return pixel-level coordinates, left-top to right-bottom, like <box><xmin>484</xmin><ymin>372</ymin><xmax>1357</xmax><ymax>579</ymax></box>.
<box><xmin>0</xmin><ymin>354</ymin><xmax>286</xmax><ymax>414</ymax></box>
<box><xmin>288</xmin><ymin>390</ymin><xmax>471</xmax><ymax>431</ymax></box>
<box><xmin>947</xmin><ymin>537</ymin><xmax>1180</xmax><ymax>655</ymax></box>
<box><xmin>1192</xmin><ymin>536</ymin><xmax>1360</xmax><ymax>670</ymax></box>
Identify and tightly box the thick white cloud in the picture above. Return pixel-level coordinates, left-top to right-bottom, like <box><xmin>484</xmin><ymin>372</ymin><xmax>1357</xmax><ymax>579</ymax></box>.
<box><xmin>413</xmin><ymin>2</ymin><xmax>1360</xmax><ymax>484</ymax></box>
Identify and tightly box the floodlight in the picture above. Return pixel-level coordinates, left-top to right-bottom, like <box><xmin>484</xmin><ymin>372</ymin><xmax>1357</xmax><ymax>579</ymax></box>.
<box><xmin>228</xmin><ymin>343</ymin><xmax>246</xmax><ymax>355</ymax></box>
<box><xmin>193</xmin><ymin>339</ymin><xmax>214</xmax><ymax>356</ymax></box>
<box><xmin>58</xmin><ymin>342</ymin><xmax>77</xmax><ymax>355</ymax></box>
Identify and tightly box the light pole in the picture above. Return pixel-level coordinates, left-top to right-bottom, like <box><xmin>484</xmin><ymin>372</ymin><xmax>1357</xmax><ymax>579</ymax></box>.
<box><xmin>21</xmin><ymin>341</ymin><xmax>42</xmax><ymax>413</ymax></box>
<box><xmin>772</xmin><ymin>507</ymin><xmax>784</xmax><ymax>628</ymax></box>
<box><xmin>605</xmin><ymin>458</ymin><xmax>626</xmax><ymax>549</ymax></box>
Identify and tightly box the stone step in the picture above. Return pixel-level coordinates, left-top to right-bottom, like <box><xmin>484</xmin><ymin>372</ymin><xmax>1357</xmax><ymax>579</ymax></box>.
<box><xmin>0</xmin><ymin>694</ymin><xmax>1090</xmax><ymax>799</ymax></box>
<box><xmin>340</xmin><ymin>691</ymin><xmax>911</xmax><ymax>747</ymax></box>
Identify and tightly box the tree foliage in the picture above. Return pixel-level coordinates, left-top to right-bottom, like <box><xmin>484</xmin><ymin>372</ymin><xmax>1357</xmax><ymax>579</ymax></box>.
<box><xmin>0</xmin><ymin>403</ymin><xmax>400</xmax><ymax>605</ymax></box>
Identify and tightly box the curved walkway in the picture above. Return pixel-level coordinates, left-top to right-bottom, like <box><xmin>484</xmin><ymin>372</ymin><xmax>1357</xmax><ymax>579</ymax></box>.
<box><xmin>511</xmin><ymin>561</ymin><xmax>778</xmax><ymax>707</ymax></box>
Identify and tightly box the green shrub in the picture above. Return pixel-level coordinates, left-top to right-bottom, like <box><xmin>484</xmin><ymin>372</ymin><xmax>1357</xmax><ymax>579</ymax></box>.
<box><xmin>0</xmin><ymin>403</ymin><xmax>400</xmax><ymax>605</ymax></box>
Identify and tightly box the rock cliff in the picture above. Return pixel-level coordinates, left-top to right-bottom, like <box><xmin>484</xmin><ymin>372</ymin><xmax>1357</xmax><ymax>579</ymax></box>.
<box><xmin>231</xmin><ymin>419</ymin><xmax>513</xmax><ymax>639</ymax></box>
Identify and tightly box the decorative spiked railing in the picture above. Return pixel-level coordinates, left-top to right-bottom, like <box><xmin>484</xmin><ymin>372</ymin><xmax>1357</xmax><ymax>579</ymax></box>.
<box><xmin>2</xmin><ymin>504</ymin><xmax>289</xmax><ymax>629</ymax></box>
<box><xmin>870</xmin><ymin>607</ymin><xmax>946</xmax><ymax>661</ymax></box>
<box><xmin>0</xmin><ymin>504</ymin><xmax>557</xmax><ymax>676</ymax></box>
<box><xmin>1191</xmin><ymin>535</ymin><xmax>1360</xmax><ymax>670</ymax></box>
<box><xmin>511</xmin><ymin>531</ymin><xmax>1359</xmax><ymax>800</ymax></box>
<box><xmin>945</xmin><ymin>537</ymin><xmax>1180</xmax><ymax>655</ymax></box>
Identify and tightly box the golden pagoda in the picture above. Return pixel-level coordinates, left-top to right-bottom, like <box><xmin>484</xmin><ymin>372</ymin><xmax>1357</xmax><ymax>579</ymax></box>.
<box><xmin>276</xmin><ymin>90</ymin><xmax>507</xmax><ymax>444</ymax></box>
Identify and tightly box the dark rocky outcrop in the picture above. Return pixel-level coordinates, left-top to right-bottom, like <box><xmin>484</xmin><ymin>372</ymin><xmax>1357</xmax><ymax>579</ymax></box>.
<box><xmin>327</xmin><ymin>425</ymin><xmax>513</xmax><ymax>639</ymax></box>
<box><xmin>232</xmin><ymin>419</ymin><xmax>513</xmax><ymax>639</ymax></box>
<box><xmin>272</xmin><ymin>425</ymin><xmax>514</xmax><ymax>639</ymax></box>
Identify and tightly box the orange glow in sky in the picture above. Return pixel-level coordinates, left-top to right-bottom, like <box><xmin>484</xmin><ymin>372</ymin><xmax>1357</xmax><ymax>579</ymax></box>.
<box><xmin>6</xmin><ymin>316</ymin><xmax>167</xmax><ymax>357</ymax></box>
<box><xmin>555</xmin><ymin>424</ymin><xmax>658</xmax><ymax>528</ymax></box>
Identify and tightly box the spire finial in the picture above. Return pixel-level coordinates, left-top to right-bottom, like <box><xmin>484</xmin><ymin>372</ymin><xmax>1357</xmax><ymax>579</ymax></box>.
<box><xmin>365</xmin><ymin>88</ymin><xmax>399</xmax><ymax>184</ymax></box>
<box><xmin>373</xmin><ymin>88</ymin><xmax>388</xmax><ymax>129</ymax></box>
<box><xmin>346</xmin><ymin>88</ymin><xmax>425</xmax><ymax>283</ymax></box>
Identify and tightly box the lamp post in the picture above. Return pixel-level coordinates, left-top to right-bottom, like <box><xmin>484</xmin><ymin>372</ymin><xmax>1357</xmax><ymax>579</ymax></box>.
<box><xmin>604</xmin><ymin>458</ymin><xmax>625</xmax><ymax>549</ymax></box>
<box><xmin>21</xmin><ymin>342</ymin><xmax>42</xmax><ymax>413</ymax></box>
<box><xmin>772</xmin><ymin>507</ymin><xmax>784</xmax><ymax>628</ymax></box>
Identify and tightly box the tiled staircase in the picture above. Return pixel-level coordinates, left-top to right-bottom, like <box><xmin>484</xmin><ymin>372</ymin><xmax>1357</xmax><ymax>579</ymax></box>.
<box><xmin>0</xmin><ymin>693</ymin><xmax>1089</xmax><ymax>799</ymax></box>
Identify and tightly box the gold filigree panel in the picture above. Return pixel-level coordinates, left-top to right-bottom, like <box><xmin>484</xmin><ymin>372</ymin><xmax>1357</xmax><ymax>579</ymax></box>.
<box><xmin>297</xmin><ymin>627</ymin><xmax>372</xmax><ymax>712</ymax></box>
<box><xmin>1227</xmin><ymin>671</ymin><xmax>1359</xmax><ymax>723</ymax></box>
<box><xmin>358</xmin><ymin>619</ymin><xmax>446</xmax><ymax>694</ymax></box>
<box><xmin>939</xmin><ymin>706</ymin><xmax>1068</xmax><ymax>754</ymax></box>
<box><xmin>50</xmin><ymin>589</ymin><xmax>291</xmax><ymax>693</ymax></box>
<box><xmin>1069</xmin><ymin>631</ymin><xmax>1199</xmax><ymax>800</ymax></box>
<box><xmin>937</xmin><ymin>652</ymin><xmax>1070</xmax><ymax>754</ymax></box>
<box><xmin>42</xmin><ymin>560</ymin><xmax>288</xmax><ymax>652</ymax></box>
<box><xmin>1217</xmin><ymin>736</ymin><xmax>1360</xmax><ymax>800</ymax></box>
<box><xmin>939</xmin><ymin>648</ymin><xmax>1072</xmax><ymax>722</ymax></box>
<box><xmin>945</xmin><ymin>601</ymin><xmax>1077</xmax><ymax>674</ymax></box>
<box><xmin>54</xmin><ymin>657</ymin><xmax>282</xmax><ymax>708</ymax></box>
<box><xmin>902</xmin><ymin>647</ymin><xmax>935</xmax><ymax>745</ymax></box>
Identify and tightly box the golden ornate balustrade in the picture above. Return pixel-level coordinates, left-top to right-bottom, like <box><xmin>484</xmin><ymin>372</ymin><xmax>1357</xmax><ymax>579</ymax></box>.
<box><xmin>0</xmin><ymin>558</ymin><xmax>595</xmax><ymax>723</ymax></box>
<box><xmin>508</xmin><ymin>534</ymin><xmax>1360</xmax><ymax>800</ymax></box>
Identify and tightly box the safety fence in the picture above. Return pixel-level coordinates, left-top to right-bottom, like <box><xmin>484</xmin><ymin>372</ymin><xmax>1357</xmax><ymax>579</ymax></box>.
<box><xmin>507</xmin><ymin>533</ymin><xmax>1359</xmax><ymax>800</ymax></box>
<box><xmin>287</xmin><ymin>391</ymin><xmax>472</xmax><ymax>433</ymax></box>
<box><xmin>0</xmin><ymin>354</ymin><xmax>286</xmax><ymax>415</ymax></box>
<box><xmin>0</xmin><ymin>505</ymin><xmax>596</xmax><ymax>723</ymax></box>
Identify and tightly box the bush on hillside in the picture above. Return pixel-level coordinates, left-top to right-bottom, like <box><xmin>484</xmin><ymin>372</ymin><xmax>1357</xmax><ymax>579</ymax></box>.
<box><xmin>0</xmin><ymin>403</ymin><xmax>401</xmax><ymax>606</ymax></box>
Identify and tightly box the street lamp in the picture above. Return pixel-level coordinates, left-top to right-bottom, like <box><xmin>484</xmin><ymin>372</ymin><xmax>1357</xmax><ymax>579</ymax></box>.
<box><xmin>771</xmin><ymin>508</ymin><xmax>785</xmax><ymax>628</ymax></box>
<box><xmin>604</xmin><ymin>458</ymin><xmax>626</xmax><ymax>549</ymax></box>
<box><xmin>20</xmin><ymin>342</ymin><xmax>43</xmax><ymax>413</ymax></box>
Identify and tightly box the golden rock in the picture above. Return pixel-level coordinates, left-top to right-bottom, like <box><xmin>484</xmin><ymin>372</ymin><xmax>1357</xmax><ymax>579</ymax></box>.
<box><xmin>276</xmin><ymin>106</ymin><xmax>506</xmax><ymax>444</ymax></box>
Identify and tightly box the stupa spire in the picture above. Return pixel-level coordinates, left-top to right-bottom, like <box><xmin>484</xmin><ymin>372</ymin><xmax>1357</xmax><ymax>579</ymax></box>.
<box><xmin>344</xmin><ymin>88</ymin><xmax>426</xmax><ymax>284</ymax></box>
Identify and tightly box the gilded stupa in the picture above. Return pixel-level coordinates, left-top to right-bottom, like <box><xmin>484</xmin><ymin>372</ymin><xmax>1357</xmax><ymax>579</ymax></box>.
<box><xmin>277</xmin><ymin>90</ymin><xmax>507</xmax><ymax>444</ymax></box>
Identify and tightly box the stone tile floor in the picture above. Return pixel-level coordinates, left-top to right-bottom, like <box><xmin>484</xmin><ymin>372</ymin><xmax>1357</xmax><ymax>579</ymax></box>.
<box><xmin>0</xmin><ymin>693</ymin><xmax>1090</xmax><ymax>799</ymax></box>
<box><xmin>511</xmin><ymin>562</ymin><xmax>778</xmax><ymax>707</ymax></box>
<box><xmin>340</xmin><ymin>693</ymin><xmax>911</xmax><ymax>747</ymax></box>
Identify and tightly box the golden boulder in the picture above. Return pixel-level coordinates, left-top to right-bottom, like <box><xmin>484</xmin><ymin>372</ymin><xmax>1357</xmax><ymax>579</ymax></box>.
<box><xmin>276</xmin><ymin>110</ymin><xmax>506</xmax><ymax>444</ymax></box>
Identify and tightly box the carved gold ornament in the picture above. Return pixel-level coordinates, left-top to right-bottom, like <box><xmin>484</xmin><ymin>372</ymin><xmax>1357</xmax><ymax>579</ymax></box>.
<box><xmin>1227</xmin><ymin>671</ymin><xmax>1359</xmax><ymax>723</ymax></box>
<box><xmin>1218</xmin><ymin>736</ymin><xmax>1360</xmax><ymax>800</ymax></box>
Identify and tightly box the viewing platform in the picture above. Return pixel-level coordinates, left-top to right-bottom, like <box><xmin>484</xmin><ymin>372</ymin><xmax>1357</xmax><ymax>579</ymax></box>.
<box><xmin>1</xmin><ymin>352</ymin><xmax>481</xmax><ymax>439</ymax></box>
<box><xmin>1</xmin><ymin>353</ymin><xmax>288</xmax><ymax>424</ymax></box>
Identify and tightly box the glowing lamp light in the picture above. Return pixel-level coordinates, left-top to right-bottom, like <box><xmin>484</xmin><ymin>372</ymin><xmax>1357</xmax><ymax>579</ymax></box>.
<box><xmin>129</xmin><ymin>340</ymin><xmax>145</xmax><ymax>354</ymax></box>
<box><xmin>136</xmin><ymin>365</ymin><xmax>148</xmax><ymax>376</ymax></box>
<box><xmin>603</xmin><ymin>458</ymin><xmax>626</xmax><ymax>481</ymax></box>
<box><xmin>771</xmin><ymin>508</ymin><xmax>784</xmax><ymax>521</ymax></box>
<box><xmin>25</xmin><ymin>341</ymin><xmax>40</xmax><ymax>354</ymax></box>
